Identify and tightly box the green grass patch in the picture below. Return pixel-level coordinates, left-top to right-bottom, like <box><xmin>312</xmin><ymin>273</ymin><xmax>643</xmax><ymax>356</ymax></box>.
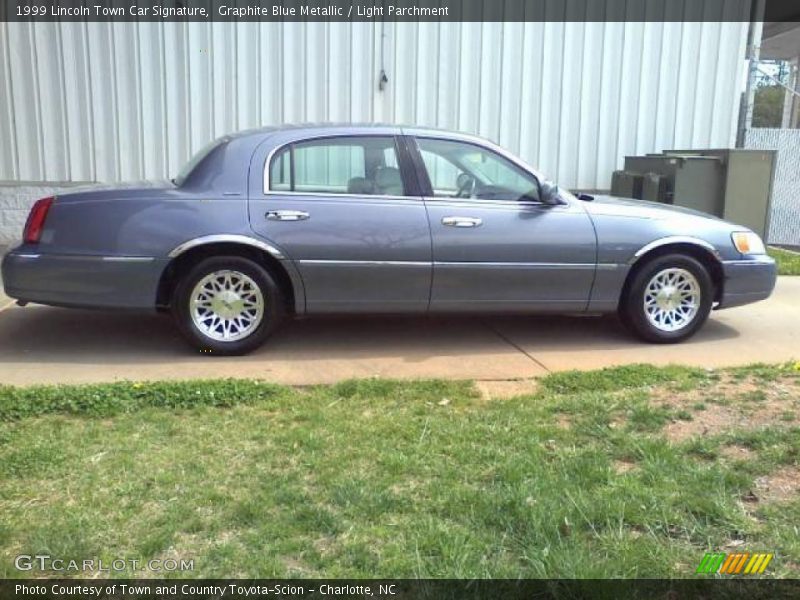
<box><xmin>1</xmin><ymin>364</ymin><xmax>798</xmax><ymax>579</ymax></box>
<box><xmin>540</xmin><ymin>363</ymin><xmax>709</xmax><ymax>395</ymax></box>
<box><xmin>0</xmin><ymin>379</ymin><xmax>296</xmax><ymax>421</ymax></box>
<box><xmin>769</xmin><ymin>247</ymin><xmax>800</xmax><ymax>276</ymax></box>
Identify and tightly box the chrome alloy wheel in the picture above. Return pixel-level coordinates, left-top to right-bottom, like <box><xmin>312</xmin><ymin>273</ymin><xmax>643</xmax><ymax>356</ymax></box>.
<box><xmin>190</xmin><ymin>270</ymin><xmax>264</xmax><ymax>342</ymax></box>
<box><xmin>643</xmin><ymin>267</ymin><xmax>701</xmax><ymax>333</ymax></box>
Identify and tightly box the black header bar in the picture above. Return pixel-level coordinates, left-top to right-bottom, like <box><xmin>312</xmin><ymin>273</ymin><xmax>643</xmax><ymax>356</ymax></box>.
<box><xmin>3</xmin><ymin>0</ymin><xmax>793</xmax><ymax>23</ymax></box>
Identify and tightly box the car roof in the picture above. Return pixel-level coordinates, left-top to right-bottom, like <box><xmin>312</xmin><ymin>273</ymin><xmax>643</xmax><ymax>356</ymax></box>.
<box><xmin>227</xmin><ymin>122</ymin><xmax>489</xmax><ymax>144</ymax></box>
<box><xmin>180</xmin><ymin>122</ymin><xmax>547</xmax><ymax>192</ymax></box>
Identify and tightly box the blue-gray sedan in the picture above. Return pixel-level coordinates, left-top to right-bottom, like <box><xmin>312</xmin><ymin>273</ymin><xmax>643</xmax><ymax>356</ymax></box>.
<box><xmin>1</xmin><ymin>124</ymin><xmax>777</xmax><ymax>354</ymax></box>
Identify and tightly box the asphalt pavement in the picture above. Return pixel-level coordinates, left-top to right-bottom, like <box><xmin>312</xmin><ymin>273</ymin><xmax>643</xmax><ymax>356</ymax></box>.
<box><xmin>0</xmin><ymin>278</ymin><xmax>797</xmax><ymax>386</ymax></box>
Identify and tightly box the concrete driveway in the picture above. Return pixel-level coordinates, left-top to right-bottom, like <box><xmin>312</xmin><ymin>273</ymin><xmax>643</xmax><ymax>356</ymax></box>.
<box><xmin>0</xmin><ymin>278</ymin><xmax>797</xmax><ymax>386</ymax></box>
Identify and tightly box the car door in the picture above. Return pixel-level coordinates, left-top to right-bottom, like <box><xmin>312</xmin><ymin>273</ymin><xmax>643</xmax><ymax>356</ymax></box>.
<box><xmin>408</xmin><ymin>135</ymin><xmax>596</xmax><ymax>312</ymax></box>
<box><xmin>249</xmin><ymin>133</ymin><xmax>432</xmax><ymax>313</ymax></box>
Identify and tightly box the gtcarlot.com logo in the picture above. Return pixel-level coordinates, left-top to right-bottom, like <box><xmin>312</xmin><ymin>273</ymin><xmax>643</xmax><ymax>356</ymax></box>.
<box><xmin>15</xmin><ymin>554</ymin><xmax>194</xmax><ymax>573</ymax></box>
<box><xmin>696</xmin><ymin>552</ymin><xmax>773</xmax><ymax>575</ymax></box>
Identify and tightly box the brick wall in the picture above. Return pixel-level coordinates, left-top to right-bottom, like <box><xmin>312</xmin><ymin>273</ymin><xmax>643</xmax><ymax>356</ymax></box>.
<box><xmin>0</xmin><ymin>182</ymin><xmax>92</xmax><ymax>245</ymax></box>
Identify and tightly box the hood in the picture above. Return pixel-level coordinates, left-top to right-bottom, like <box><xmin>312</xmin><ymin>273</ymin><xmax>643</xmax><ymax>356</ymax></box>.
<box><xmin>580</xmin><ymin>194</ymin><xmax>725</xmax><ymax>223</ymax></box>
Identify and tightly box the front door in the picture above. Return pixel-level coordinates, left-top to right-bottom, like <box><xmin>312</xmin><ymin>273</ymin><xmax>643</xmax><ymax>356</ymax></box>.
<box><xmin>250</xmin><ymin>134</ymin><xmax>431</xmax><ymax>313</ymax></box>
<box><xmin>410</xmin><ymin>136</ymin><xmax>597</xmax><ymax>312</ymax></box>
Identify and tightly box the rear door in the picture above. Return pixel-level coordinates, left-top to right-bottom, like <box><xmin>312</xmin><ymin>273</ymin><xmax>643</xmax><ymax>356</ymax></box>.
<box><xmin>249</xmin><ymin>134</ymin><xmax>432</xmax><ymax>313</ymax></box>
<box><xmin>409</xmin><ymin>135</ymin><xmax>596</xmax><ymax>312</ymax></box>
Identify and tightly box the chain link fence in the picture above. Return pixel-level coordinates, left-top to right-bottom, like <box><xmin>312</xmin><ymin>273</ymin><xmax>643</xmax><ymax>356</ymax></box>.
<box><xmin>745</xmin><ymin>128</ymin><xmax>800</xmax><ymax>245</ymax></box>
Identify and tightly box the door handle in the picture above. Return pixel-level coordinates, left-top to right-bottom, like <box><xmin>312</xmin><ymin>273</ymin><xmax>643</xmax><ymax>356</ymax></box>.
<box><xmin>442</xmin><ymin>216</ymin><xmax>482</xmax><ymax>228</ymax></box>
<box><xmin>266</xmin><ymin>210</ymin><xmax>310</xmax><ymax>222</ymax></box>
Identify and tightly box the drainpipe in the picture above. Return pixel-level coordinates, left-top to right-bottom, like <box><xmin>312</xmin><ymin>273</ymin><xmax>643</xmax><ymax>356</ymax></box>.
<box><xmin>737</xmin><ymin>0</ymin><xmax>766</xmax><ymax>147</ymax></box>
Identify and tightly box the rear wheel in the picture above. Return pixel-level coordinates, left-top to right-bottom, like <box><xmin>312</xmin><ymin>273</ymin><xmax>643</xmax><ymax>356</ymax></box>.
<box><xmin>172</xmin><ymin>256</ymin><xmax>284</xmax><ymax>355</ymax></box>
<box><xmin>620</xmin><ymin>253</ymin><xmax>713</xmax><ymax>343</ymax></box>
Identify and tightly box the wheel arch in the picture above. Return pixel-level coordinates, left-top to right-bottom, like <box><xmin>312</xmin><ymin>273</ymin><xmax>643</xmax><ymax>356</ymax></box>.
<box><xmin>621</xmin><ymin>239</ymin><xmax>724</xmax><ymax>308</ymax></box>
<box><xmin>156</xmin><ymin>238</ymin><xmax>302</xmax><ymax>314</ymax></box>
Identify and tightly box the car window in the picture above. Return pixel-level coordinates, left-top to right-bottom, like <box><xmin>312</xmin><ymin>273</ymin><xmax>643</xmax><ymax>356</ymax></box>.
<box><xmin>267</xmin><ymin>136</ymin><xmax>406</xmax><ymax>197</ymax></box>
<box><xmin>416</xmin><ymin>138</ymin><xmax>540</xmax><ymax>202</ymax></box>
<box><xmin>270</xmin><ymin>149</ymin><xmax>292</xmax><ymax>192</ymax></box>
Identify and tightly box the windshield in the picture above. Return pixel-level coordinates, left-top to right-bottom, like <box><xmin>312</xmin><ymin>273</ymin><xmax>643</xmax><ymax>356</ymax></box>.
<box><xmin>173</xmin><ymin>137</ymin><xmax>226</xmax><ymax>187</ymax></box>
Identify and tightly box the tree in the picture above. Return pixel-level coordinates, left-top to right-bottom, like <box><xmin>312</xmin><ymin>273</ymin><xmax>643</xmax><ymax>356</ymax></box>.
<box><xmin>753</xmin><ymin>85</ymin><xmax>785</xmax><ymax>128</ymax></box>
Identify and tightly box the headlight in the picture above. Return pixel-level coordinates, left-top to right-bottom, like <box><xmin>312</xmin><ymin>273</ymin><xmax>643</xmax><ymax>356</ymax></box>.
<box><xmin>731</xmin><ymin>231</ymin><xmax>766</xmax><ymax>255</ymax></box>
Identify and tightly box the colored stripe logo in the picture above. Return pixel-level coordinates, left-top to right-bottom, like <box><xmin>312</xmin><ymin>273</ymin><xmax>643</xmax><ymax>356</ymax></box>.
<box><xmin>696</xmin><ymin>552</ymin><xmax>773</xmax><ymax>574</ymax></box>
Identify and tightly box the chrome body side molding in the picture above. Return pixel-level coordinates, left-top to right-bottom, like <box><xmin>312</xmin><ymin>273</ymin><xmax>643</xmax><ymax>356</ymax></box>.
<box><xmin>167</xmin><ymin>234</ymin><xmax>285</xmax><ymax>260</ymax></box>
<box><xmin>631</xmin><ymin>236</ymin><xmax>720</xmax><ymax>263</ymax></box>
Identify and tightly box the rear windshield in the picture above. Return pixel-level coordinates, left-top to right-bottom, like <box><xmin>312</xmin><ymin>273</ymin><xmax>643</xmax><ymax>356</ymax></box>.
<box><xmin>174</xmin><ymin>137</ymin><xmax>227</xmax><ymax>187</ymax></box>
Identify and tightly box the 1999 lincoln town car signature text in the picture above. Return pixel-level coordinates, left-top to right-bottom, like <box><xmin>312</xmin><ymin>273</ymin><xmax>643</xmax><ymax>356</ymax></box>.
<box><xmin>1</xmin><ymin>124</ymin><xmax>776</xmax><ymax>355</ymax></box>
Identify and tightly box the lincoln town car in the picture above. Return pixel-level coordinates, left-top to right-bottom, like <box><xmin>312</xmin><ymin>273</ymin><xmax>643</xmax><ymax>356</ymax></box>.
<box><xmin>1</xmin><ymin>125</ymin><xmax>777</xmax><ymax>354</ymax></box>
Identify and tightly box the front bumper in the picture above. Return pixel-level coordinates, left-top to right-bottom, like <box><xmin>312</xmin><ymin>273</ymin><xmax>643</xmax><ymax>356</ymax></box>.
<box><xmin>1</xmin><ymin>247</ymin><xmax>167</xmax><ymax>310</ymax></box>
<box><xmin>717</xmin><ymin>255</ymin><xmax>777</xmax><ymax>309</ymax></box>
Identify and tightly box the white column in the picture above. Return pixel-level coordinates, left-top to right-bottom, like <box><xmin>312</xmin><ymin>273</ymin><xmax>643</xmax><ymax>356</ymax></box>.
<box><xmin>781</xmin><ymin>59</ymin><xmax>798</xmax><ymax>128</ymax></box>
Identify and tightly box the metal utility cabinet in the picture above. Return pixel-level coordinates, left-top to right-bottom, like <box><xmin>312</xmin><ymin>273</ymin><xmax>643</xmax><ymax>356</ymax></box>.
<box><xmin>616</xmin><ymin>149</ymin><xmax>775</xmax><ymax>239</ymax></box>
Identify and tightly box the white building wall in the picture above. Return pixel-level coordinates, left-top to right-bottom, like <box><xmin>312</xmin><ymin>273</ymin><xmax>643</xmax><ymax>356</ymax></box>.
<box><xmin>0</xmin><ymin>20</ymin><xmax>749</xmax><ymax>190</ymax></box>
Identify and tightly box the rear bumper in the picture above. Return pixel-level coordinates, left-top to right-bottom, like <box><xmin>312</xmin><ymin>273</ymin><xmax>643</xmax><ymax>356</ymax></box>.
<box><xmin>1</xmin><ymin>247</ymin><xmax>167</xmax><ymax>310</ymax></box>
<box><xmin>717</xmin><ymin>256</ymin><xmax>777</xmax><ymax>309</ymax></box>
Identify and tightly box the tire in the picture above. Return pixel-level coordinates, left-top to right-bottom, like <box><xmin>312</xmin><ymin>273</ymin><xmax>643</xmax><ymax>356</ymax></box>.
<box><xmin>619</xmin><ymin>253</ymin><xmax>713</xmax><ymax>344</ymax></box>
<box><xmin>172</xmin><ymin>256</ymin><xmax>284</xmax><ymax>355</ymax></box>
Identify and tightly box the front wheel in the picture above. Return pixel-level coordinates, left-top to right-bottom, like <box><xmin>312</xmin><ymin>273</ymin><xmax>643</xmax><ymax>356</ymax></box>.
<box><xmin>620</xmin><ymin>253</ymin><xmax>713</xmax><ymax>343</ymax></box>
<box><xmin>172</xmin><ymin>256</ymin><xmax>284</xmax><ymax>355</ymax></box>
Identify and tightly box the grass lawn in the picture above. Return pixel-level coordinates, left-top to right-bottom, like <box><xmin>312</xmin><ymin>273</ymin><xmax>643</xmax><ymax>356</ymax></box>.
<box><xmin>769</xmin><ymin>247</ymin><xmax>800</xmax><ymax>276</ymax></box>
<box><xmin>1</xmin><ymin>364</ymin><xmax>799</xmax><ymax>579</ymax></box>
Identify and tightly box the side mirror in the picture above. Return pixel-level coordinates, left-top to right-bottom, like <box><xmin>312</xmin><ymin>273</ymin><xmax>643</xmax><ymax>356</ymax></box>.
<box><xmin>539</xmin><ymin>181</ymin><xmax>563</xmax><ymax>206</ymax></box>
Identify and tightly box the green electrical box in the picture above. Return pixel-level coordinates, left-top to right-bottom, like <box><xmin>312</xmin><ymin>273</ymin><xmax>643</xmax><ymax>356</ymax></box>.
<box><xmin>641</xmin><ymin>172</ymin><xmax>670</xmax><ymax>203</ymax></box>
<box><xmin>621</xmin><ymin>149</ymin><xmax>775</xmax><ymax>239</ymax></box>
<box><xmin>664</xmin><ymin>149</ymin><xmax>776</xmax><ymax>239</ymax></box>
<box><xmin>611</xmin><ymin>170</ymin><xmax>643</xmax><ymax>199</ymax></box>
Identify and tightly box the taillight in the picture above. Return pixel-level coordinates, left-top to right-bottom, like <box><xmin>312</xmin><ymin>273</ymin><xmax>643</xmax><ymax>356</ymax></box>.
<box><xmin>23</xmin><ymin>196</ymin><xmax>54</xmax><ymax>244</ymax></box>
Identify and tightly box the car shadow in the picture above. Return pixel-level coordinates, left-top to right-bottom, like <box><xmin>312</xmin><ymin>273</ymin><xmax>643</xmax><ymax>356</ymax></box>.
<box><xmin>0</xmin><ymin>304</ymin><xmax>740</xmax><ymax>368</ymax></box>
